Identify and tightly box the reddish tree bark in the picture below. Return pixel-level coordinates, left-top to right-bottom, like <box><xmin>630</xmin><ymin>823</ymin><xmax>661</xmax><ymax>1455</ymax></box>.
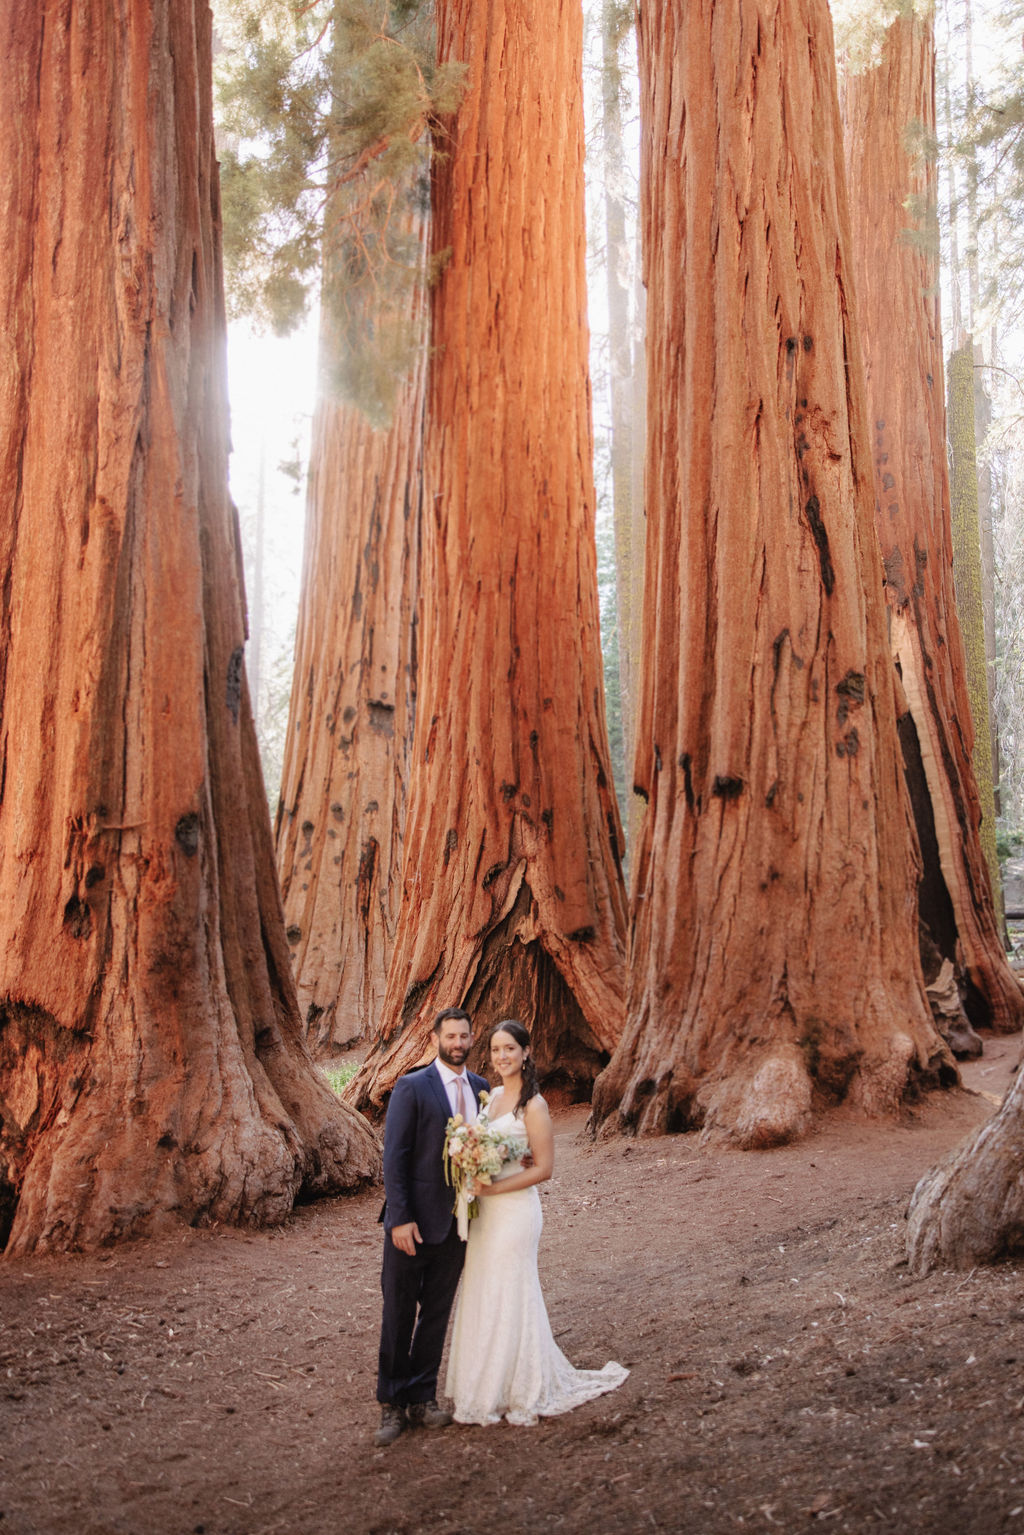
<box><xmin>0</xmin><ymin>0</ymin><xmax>379</xmax><ymax>1255</ymax></box>
<box><xmin>842</xmin><ymin>13</ymin><xmax>1022</xmax><ymax>1036</ymax></box>
<box><xmin>276</xmin><ymin>218</ymin><xmax>425</xmax><ymax>1058</ymax></box>
<box><xmin>907</xmin><ymin>1062</ymin><xmax>1024</xmax><ymax>1271</ymax></box>
<box><xmin>349</xmin><ymin>0</ymin><xmax>627</xmax><ymax>1110</ymax></box>
<box><xmin>590</xmin><ymin>0</ymin><xmax>951</xmax><ymax>1147</ymax></box>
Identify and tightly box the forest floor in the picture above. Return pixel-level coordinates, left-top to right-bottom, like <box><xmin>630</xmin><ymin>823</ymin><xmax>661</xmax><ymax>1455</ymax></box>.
<box><xmin>2</xmin><ymin>1039</ymin><xmax>1024</xmax><ymax>1535</ymax></box>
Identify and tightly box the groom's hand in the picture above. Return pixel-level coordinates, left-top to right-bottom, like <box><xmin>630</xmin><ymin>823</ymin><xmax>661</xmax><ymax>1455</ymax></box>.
<box><xmin>391</xmin><ymin>1222</ymin><xmax>422</xmax><ymax>1256</ymax></box>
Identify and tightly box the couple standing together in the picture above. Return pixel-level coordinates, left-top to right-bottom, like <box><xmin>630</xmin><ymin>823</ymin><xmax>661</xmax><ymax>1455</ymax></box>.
<box><xmin>375</xmin><ymin>1007</ymin><xmax>628</xmax><ymax>1444</ymax></box>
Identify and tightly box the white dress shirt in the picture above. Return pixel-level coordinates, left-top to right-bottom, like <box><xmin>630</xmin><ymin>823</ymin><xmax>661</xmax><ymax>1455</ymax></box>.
<box><xmin>434</xmin><ymin>1058</ymin><xmax>478</xmax><ymax>1125</ymax></box>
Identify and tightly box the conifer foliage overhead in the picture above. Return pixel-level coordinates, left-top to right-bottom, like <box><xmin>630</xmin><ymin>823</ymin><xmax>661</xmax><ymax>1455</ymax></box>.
<box><xmin>216</xmin><ymin>0</ymin><xmax>463</xmax><ymax>421</ymax></box>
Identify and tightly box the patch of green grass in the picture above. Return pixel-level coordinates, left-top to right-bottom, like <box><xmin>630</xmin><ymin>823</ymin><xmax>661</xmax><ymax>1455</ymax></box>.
<box><xmin>323</xmin><ymin>1062</ymin><xmax>358</xmax><ymax>1096</ymax></box>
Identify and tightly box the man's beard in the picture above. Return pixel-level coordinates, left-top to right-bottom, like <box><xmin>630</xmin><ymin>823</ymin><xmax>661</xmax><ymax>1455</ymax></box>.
<box><xmin>437</xmin><ymin>1042</ymin><xmax>470</xmax><ymax>1068</ymax></box>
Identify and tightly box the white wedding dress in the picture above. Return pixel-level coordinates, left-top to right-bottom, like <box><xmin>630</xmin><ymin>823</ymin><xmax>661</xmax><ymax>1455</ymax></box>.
<box><xmin>446</xmin><ymin>1103</ymin><xmax>628</xmax><ymax>1426</ymax></box>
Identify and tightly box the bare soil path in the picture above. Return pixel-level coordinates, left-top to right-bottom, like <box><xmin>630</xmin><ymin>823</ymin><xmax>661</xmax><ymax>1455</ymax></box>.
<box><xmin>2</xmin><ymin>1039</ymin><xmax>1023</xmax><ymax>1535</ymax></box>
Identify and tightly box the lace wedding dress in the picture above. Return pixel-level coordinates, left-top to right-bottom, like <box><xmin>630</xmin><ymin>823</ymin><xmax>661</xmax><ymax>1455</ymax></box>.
<box><xmin>445</xmin><ymin>1105</ymin><xmax>628</xmax><ymax>1426</ymax></box>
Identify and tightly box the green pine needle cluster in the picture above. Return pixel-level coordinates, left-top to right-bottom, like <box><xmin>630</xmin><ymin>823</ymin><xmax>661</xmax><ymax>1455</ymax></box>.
<box><xmin>213</xmin><ymin>0</ymin><xmax>465</xmax><ymax>420</ymax></box>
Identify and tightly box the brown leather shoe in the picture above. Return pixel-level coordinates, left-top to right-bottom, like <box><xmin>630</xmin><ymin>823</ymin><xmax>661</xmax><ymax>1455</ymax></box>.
<box><xmin>407</xmin><ymin>1399</ymin><xmax>453</xmax><ymax>1429</ymax></box>
<box><xmin>373</xmin><ymin>1403</ymin><xmax>407</xmax><ymax>1446</ymax></box>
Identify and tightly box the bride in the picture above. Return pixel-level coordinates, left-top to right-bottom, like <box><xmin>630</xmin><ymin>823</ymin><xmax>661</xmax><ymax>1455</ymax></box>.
<box><xmin>445</xmin><ymin>1019</ymin><xmax>628</xmax><ymax>1426</ymax></box>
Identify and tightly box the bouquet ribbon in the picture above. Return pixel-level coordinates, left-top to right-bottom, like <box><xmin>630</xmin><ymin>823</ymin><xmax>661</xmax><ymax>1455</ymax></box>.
<box><xmin>455</xmin><ymin>1185</ymin><xmax>472</xmax><ymax>1242</ymax></box>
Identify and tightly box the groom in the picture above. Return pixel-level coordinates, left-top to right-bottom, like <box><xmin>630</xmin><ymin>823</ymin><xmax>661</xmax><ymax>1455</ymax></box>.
<box><xmin>374</xmin><ymin>1006</ymin><xmax>488</xmax><ymax>1447</ymax></box>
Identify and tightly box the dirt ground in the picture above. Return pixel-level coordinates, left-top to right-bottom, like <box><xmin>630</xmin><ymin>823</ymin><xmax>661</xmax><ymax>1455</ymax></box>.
<box><xmin>2</xmin><ymin>1039</ymin><xmax>1024</xmax><ymax>1535</ymax></box>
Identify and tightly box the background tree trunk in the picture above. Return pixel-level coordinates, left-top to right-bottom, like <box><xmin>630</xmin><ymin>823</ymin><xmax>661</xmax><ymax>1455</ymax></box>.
<box><xmin>948</xmin><ymin>342</ymin><xmax>1003</xmax><ymax>914</ymax></box>
<box><xmin>0</xmin><ymin>0</ymin><xmax>379</xmax><ymax>1256</ymax></box>
<box><xmin>842</xmin><ymin>13</ymin><xmax>1021</xmax><ymax>1033</ymax></box>
<box><xmin>591</xmin><ymin>0</ymin><xmax>951</xmax><ymax>1148</ymax></box>
<box><xmin>601</xmin><ymin>0</ymin><xmax>637</xmax><ymax>782</ymax></box>
<box><xmin>349</xmin><ymin>0</ymin><xmax>627</xmax><ymax>1111</ymax></box>
<box><xmin>275</xmin><ymin>209</ymin><xmax>426</xmax><ymax>1059</ymax></box>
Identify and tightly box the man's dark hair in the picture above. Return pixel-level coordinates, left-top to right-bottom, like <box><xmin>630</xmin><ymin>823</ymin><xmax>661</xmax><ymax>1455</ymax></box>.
<box><xmin>433</xmin><ymin>1006</ymin><xmax>472</xmax><ymax>1034</ymax></box>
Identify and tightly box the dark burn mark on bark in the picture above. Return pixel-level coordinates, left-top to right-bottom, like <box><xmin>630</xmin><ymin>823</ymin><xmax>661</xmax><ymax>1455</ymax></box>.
<box><xmin>836</xmin><ymin>728</ymin><xmax>860</xmax><ymax>759</ymax></box>
<box><xmin>226</xmin><ymin>646</ymin><xmax>244</xmax><ymax>724</ymax></box>
<box><xmin>786</xmin><ymin>337</ymin><xmax>798</xmax><ymax>354</ymax></box>
<box><xmin>914</xmin><ymin>540</ymin><xmax>928</xmax><ymax>598</ymax></box>
<box><xmin>63</xmin><ymin>896</ymin><xmax>91</xmax><ymax>940</ymax></box>
<box><xmin>356</xmin><ymin>839</ymin><xmax>378</xmax><ymax>923</ymax></box>
<box><xmin>443</xmin><ymin>828</ymin><xmax>458</xmax><ymax>869</ymax></box>
<box><xmin>568</xmin><ymin>926</ymin><xmax>596</xmax><ymax>943</ymax></box>
<box><xmin>712</xmin><ymin>775</ymin><xmax>744</xmax><ymax>800</ymax></box>
<box><xmin>654</xmin><ymin>744</ymin><xmax>662</xmax><ymax>772</ymax></box>
<box><xmin>541</xmin><ymin>808</ymin><xmax>554</xmax><ymax>834</ymax></box>
<box><xmin>607</xmin><ymin>811</ymin><xmax>622</xmax><ymax>874</ymax></box>
<box><xmin>84</xmin><ymin>864</ymin><xmax>105</xmax><ymax>888</ymax></box>
<box><xmin>835</xmin><ymin>671</ymin><xmax>866</xmax><ymax>726</ymax></box>
<box><xmin>330</xmin><ymin>802</ymin><xmax>345</xmax><ymax>822</ymax></box>
<box><xmin>678</xmin><ymin>753</ymin><xmax>694</xmax><ymax>811</ymax></box>
<box><xmin>765</xmin><ymin>780</ymin><xmax>779</xmax><ymax>808</ymax></box>
<box><xmin>634</xmin><ymin>783</ymin><xmax>649</xmax><ymax>804</ymax></box>
<box><xmin>529</xmin><ymin>730</ymin><xmax>539</xmax><ymax>757</ymax></box>
<box><xmin>803</xmin><ymin>334</ymin><xmax>813</xmax><ymax>352</ymax></box>
<box><xmin>803</xmin><ymin>496</ymin><xmax>835</xmax><ymax>595</ymax></box>
<box><xmin>501</xmin><ymin>782</ymin><xmax>517</xmax><ymax>802</ymax></box>
<box><xmin>482</xmin><ymin>863</ymin><xmax>506</xmax><ymax>889</ymax></box>
<box><xmin>286</xmin><ymin>925</ymin><xmax>302</xmax><ymax>944</ymax></box>
<box><xmin>368</xmin><ymin>700</ymin><xmax>395</xmax><ymax>736</ymax></box>
<box><xmin>175</xmin><ymin>814</ymin><xmax>200</xmax><ymax>857</ymax></box>
<box><xmin>882</xmin><ymin>472</ymin><xmax>895</xmax><ymax>491</ymax></box>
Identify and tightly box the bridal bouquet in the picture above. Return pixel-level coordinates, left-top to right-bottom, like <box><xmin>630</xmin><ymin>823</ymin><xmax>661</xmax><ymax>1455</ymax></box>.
<box><xmin>444</xmin><ymin>1094</ymin><xmax>516</xmax><ymax>1239</ymax></box>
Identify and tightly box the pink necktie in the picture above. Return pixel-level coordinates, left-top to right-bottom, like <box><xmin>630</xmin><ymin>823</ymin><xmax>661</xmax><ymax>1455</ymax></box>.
<box><xmin>455</xmin><ymin>1074</ymin><xmax>471</xmax><ymax>1121</ymax></box>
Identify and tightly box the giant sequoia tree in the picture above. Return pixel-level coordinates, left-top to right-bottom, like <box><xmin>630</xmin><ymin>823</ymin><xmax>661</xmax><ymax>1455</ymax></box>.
<box><xmin>591</xmin><ymin>0</ymin><xmax>950</xmax><ymax>1147</ymax></box>
<box><xmin>842</xmin><ymin>9</ymin><xmax>1022</xmax><ymax>1036</ymax></box>
<box><xmin>350</xmin><ymin>0</ymin><xmax>628</xmax><ymax>1110</ymax></box>
<box><xmin>0</xmin><ymin>0</ymin><xmax>378</xmax><ymax>1255</ymax></box>
<box><xmin>276</xmin><ymin>202</ymin><xmax>426</xmax><ymax>1057</ymax></box>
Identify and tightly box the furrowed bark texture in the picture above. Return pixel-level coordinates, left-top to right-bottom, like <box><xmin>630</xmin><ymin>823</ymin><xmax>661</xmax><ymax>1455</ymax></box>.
<box><xmin>907</xmin><ymin>1064</ymin><xmax>1024</xmax><ymax>1271</ymax></box>
<box><xmin>0</xmin><ymin>0</ymin><xmax>379</xmax><ymax>1255</ymax></box>
<box><xmin>591</xmin><ymin>0</ymin><xmax>950</xmax><ymax>1147</ymax></box>
<box><xmin>842</xmin><ymin>15</ymin><xmax>1020</xmax><ymax>1034</ymax></box>
<box><xmin>275</xmin><ymin>221</ymin><xmax>425</xmax><ymax>1058</ymax></box>
<box><xmin>349</xmin><ymin>0</ymin><xmax>627</xmax><ymax>1111</ymax></box>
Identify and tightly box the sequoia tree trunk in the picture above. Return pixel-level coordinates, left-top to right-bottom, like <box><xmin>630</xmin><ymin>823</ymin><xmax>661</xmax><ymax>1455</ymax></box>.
<box><xmin>948</xmin><ymin>340</ymin><xmax>1003</xmax><ymax>914</ymax></box>
<box><xmin>349</xmin><ymin>0</ymin><xmax>627</xmax><ymax>1111</ymax></box>
<box><xmin>0</xmin><ymin>0</ymin><xmax>379</xmax><ymax>1256</ymax></box>
<box><xmin>842</xmin><ymin>14</ymin><xmax>1021</xmax><ymax>1032</ymax></box>
<box><xmin>602</xmin><ymin>0</ymin><xmax>638</xmax><ymax>775</ymax></box>
<box><xmin>590</xmin><ymin>0</ymin><xmax>951</xmax><ymax>1147</ymax></box>
<box><xmin>275</xmin><ymin>210</ymin><xmax>426</xmax><ymax>1058</ymax></box>
<box><xmin>907</xmin><ymin>1067</ymin><xmax>1024</xmax><ymax>1270</ymax></box>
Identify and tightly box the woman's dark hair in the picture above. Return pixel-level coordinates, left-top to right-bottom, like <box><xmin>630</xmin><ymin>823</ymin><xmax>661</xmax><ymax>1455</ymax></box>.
<box><xmin>490</xmin><ymin>1019</ymin><xmax>539</xmax><ymax>1117</ymax></box>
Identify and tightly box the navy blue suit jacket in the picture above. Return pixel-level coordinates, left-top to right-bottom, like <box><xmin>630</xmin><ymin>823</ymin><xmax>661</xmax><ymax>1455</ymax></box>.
<box><xmin>381</xmin><ymin>1063</ymin><xmax>489</xmax><ymax>1245</ymax></box>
